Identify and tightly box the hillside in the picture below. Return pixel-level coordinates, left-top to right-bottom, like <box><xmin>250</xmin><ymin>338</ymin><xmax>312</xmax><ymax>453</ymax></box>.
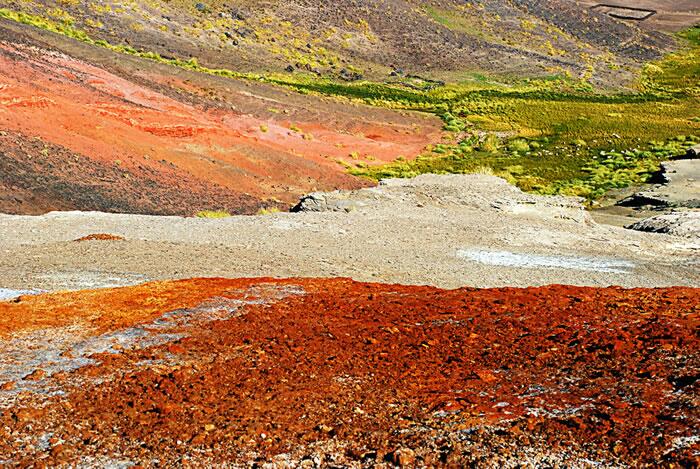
<box><xmin>0</xmin><ymin>18</ymin><xmax>440</xmax><ymax>215</ymax></box>
<box><xmin>0</xmin><ymin>1</ymin><xmax>698</xmax><ymax>215</ymax></box>
<box><xmin>0</xmin><ymin>0</ymin><xmax>682</xmax><ymax>84</ymax></box>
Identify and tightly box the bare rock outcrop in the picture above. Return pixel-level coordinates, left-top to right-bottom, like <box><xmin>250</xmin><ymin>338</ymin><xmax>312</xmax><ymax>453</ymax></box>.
<box><xmin>627</xmin><ymin>211</ymin><xmax>700</xmax><ymax>240</ymax></box>
<box><xmin>618</xmin><ymin>160</ymin><xmax>699</xmax><ymax>209</ymax></box>
<box><xmin>294</xmin><ymin>174</ymin><xmax>591</xmax><ymax>224</ymax></box>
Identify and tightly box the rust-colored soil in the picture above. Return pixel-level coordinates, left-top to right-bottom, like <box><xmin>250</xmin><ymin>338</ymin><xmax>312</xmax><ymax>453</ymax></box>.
<box><xmin>0</xmin><ymin>278</ymin><xmax>697</xmax><ymax>466</ymax></box>
<box><xmin>74</xmin><ymin>234</ymin><xmax>126</xmax><ymax>242</ymax></box>
<box><xmin>0</xmin><ymin>24</ymin><xmax>441</xmax><ymax>215</ymax></box>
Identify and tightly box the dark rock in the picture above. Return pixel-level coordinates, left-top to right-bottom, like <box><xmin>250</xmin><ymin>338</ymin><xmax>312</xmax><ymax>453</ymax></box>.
<box><xmin>230</xmin><ymin>8</ymin><xmax>248</xmax><ymax>21</ymax></box>
<box><xmin>685</xmin><ymin>144</ymin><xmax>700</xmax><ymax>159</ymax></box>
<box><xmin>616</xmin><ymin>192</ymin><xmax>669</xmax><ymax>207</ymax></box>
<box><xmin>626</xmin><ymin>212</ymin><xmax>700</xmax><ymax>239</ymax></box>
<box><xmin>234</xmin><ymin>27</ymin><xmax>253</xmax><ymax>38</ymax></box>
<box><xmin>668</xmin><ymin>374</ymin><xmax>698</xmax><ymax>389</ymax></box>
<box><xmin>339</xmin><ymin>68</ymin><xmax>363</xmax><ymax>81</ymax></box>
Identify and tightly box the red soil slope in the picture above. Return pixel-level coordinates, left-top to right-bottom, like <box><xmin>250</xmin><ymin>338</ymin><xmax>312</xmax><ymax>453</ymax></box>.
<box><xmin>0</xmin><ymin>278</ymin><xmax>697</xmax><ymax>466</ymax></box>
<box><xmin>0</xmin><ymin>26</ymin><xmax>440</xmax><ymax>215</ymax></box>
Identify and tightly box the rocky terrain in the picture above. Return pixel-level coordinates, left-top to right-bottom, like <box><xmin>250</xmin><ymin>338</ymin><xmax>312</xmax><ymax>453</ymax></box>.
<box><xmin>628</xmin><ymin>211</ymin><xmax>700</xmax><ymax>239</ymax></box>
<box><xmin>592</xmin><ymin>146</ymin><xmax>700</xmax><ymax>238</ymax></box>
<box><xmin>0</xmin><ymin>278</ymin><xmax>698</xmax><ymax>466</ymax></box>
<box><xmin>619</xmin><ymin>159</ymin><xmax>699</xmax><ymax>210</ymax></box>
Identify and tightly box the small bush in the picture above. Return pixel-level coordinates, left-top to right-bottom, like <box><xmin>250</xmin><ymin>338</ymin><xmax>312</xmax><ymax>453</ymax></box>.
<box><xmin>478</xmin><ymin>134</ymin><xmax>500</xmax><ymax>153</ymax></box>
<box><xmin>507</xmin><ymin>139</ymin><xmax>530</xmax><ymax>153</ymax></box>
<box><xmin>257</xmin><ymin>207</ymin><xmax>281</xmax><ymax>215</ymax></box>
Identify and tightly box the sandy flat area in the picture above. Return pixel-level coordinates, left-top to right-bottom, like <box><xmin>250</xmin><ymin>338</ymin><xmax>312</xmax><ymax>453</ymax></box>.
<box><xmin>0</xmin><ymin>175</ymin><xmax>697</xmax><ymax>292</ymax></box>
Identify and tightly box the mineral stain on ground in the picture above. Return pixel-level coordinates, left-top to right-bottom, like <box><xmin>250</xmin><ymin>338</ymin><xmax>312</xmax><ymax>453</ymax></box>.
<box><xmin>457</xmin><ymin>249</ymin><xmax>636</xmax><ymax>273</ymax></box>
<box><xmin>0</xmin><ymin>278</ymin><xmax>697</xmax><ymax>466</ymax></box>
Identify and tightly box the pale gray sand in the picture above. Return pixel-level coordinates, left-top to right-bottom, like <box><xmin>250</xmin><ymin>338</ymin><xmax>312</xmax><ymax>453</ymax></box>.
<box><xmin>0</xmin><ymin>175</ymin><xmax>698</xmax><ymax>291</ymax></box>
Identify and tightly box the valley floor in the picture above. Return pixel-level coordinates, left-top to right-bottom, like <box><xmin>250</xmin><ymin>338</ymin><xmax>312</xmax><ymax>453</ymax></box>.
<box><xmin>0</xmin><ymin>175</ymin><xmax>697</xmax><ymax>292</ymax></box>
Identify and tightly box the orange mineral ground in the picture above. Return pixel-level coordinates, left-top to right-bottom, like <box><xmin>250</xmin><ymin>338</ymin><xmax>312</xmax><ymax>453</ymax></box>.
<box><xmin>0</xmin><ymin>22</ymin><xmax>441</xmax><ymax>215</ymax></box>
<box><xmin>0</xmin><ymin>278</ymin><xmax>697</xmax><ymax>466</ymax></box>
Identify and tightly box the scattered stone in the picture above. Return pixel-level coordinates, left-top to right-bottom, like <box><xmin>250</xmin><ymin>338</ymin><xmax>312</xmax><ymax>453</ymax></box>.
<box><xmin>315</xmin><ymin>424</ymin><xmax>334</xmax><ymax>434</ymax></box>
<box><xmin>23</xmin><ymin>369</ymin><xmax>47</xmax><ymax>381</ymax></box>
<box><xmin>339</xmin><ymin>68</ymin><xmax>363</xmax><ymax>81</ymax></box>
<box><xmin>0</xmin><ymin>381</ymin><xmax>15</xmax><ymax>391</ymax></box>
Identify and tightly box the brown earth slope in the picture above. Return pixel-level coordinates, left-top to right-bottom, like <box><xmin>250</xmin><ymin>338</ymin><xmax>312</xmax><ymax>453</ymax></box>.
<box><xmin>0</xmin><ymin>1</ymin><xmax>697</xmax><ymax>215</ymax></box>
<box><xmin>0</xmin><ymin>278</ymin><xmax>698</xmax><ymax>466</ymax></box>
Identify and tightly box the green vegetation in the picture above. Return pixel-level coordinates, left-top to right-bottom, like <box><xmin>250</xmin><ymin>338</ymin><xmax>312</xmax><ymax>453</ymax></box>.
<box><xmin>256</xmin><ymin>207</ymin><xmax>281</xmax><ymax>215</ymax></box>
<box><xmin>548</xmin><ymin>136</ymin><xmax>699</xmax><ymax>199</ymax></box>
<box><xmin>348</xmin><ymin>135</ymin><xmax>698</xmax><ymax>201</ymax></box>
<box><xmin>1</xmin><ymin>7</ymin><xmax>698</xmax><ymax>203</ymax></box>
<box><xmin>195</xmin><ymin>210</ymin><xmax>231</xmax><ymax>219</ymax></box>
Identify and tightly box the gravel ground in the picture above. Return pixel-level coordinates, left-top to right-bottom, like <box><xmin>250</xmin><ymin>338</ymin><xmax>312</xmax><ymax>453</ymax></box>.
<box><xmin>0</xmin><ymin>175</ymin><xmax>698</xmax><ymax>292</ymax></box>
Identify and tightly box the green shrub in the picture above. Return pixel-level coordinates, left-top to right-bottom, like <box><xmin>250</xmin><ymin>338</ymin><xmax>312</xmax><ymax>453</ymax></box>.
<box><xmin>507</xmin><ymin>139</ymin><xmax>530</xmax><ymax>153</ymax></box>
<box><xmin>478</xmin><ymin>134</ymin><xmax>500</xmax><ymax>153</ymax></box>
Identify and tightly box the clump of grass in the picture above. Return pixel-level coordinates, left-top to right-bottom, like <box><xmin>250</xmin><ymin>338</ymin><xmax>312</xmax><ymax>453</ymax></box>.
<box><xmin>507</xmin><ymin>139</ymin><xmax>530</xmax><ymax>154</ymax></box>
<box><xmin>442</xmin><ymin>112</ymin><xmax>468</xmax><ymax>132</ymax></box>
<box><xmin>196</xmin><ymin>210</ymin><xmax>231</xmax><ymax>218</ymax></box>
<box><xmin>478</xmin><ymin>134</ymin><xmax>500</xmax><ymax>153</ymax></box>
<box><xmin>256</xmin><ymin>207</ymin><xmax>281</xmax><ymax>215</ymax></box>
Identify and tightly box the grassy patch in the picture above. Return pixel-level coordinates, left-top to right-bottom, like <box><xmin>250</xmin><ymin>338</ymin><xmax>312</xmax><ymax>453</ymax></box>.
<box><xmin>256</xmin><ymin>207</ymin><xmax>281</xmax><ymax>215</ymax></box>
<box><xmin>349</xmin><ymin>135</ymin><xmax>699</xmax><ymax>202</ymax></box>
<box><xmin>195</xmin><ymin>210</ymin><xmax>231</xmax><ymax>219</ymax></box>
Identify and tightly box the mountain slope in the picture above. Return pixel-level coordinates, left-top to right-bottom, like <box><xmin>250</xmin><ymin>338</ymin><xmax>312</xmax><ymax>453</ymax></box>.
<box><xmin>0</xmin><ymin>19</ymin><xmax>440</xmax><ymax>215</ymax></box>
<box><xmin>0</xmin><ymin>0</ymin><xmax>680</xmax><ymax>85</ymax></box>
